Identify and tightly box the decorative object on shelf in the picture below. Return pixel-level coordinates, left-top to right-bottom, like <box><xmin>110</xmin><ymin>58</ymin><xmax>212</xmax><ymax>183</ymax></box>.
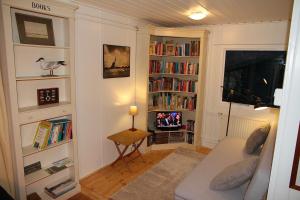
<box><xmin>36</xmin><ymin>57</ymin><xmax>66</xmax><ymax>76</ymax></box>
<box><xmin>15</xmin><ymin>13</ymin><xmax>55</xmax><ymax>46</ymax></box>
<box><xmin>33</xmin><ymin>121</ymin><xmax>52</xmax><ymax>150</ymax></box>
<box><xmin>24</xmin><ymin>161</ymin><xmax>42</xmax><ymax>175</ymax></box>
<box><xmin>129</xmin><ymin>105</ymin><xmax>138</xmax><ymax>131</ymax></box>
<box><xmin>37</xmin><ymin>87</ymin><xmax>59</xmax><ymax>105</ymax></box>
<box><xmin>103</xmin><ymin>44</ymin><xmax>130</xmax><ymax>78</ymax></box>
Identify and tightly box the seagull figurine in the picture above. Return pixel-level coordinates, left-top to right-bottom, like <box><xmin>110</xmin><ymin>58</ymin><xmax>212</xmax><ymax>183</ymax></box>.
<box><xmin>36</xmin><ymin>57</ymin><xmax>66</xmax><ymax>76</ymax></box>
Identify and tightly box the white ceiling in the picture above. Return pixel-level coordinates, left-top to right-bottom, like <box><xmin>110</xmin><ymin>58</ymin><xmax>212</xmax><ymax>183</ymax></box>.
<box><xmin>78</xmin><ymin>0</ymin><xmax>294</xmax><ymax>27</ymax></box>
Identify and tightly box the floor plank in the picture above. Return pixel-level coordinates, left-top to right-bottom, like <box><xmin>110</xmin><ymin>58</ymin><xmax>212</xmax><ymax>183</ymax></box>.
<box><xmin>69</xmin><ymin>147</ymin><xmax>210</xmax><ymax>200</ymax></box>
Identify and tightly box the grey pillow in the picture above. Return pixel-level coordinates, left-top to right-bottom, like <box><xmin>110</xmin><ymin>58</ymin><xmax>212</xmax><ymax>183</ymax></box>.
<box><xmin>210</xmin><ymin>157</ymin><xmax>259</xmax><ymax>190</ymax></box>
<box><xmin>245</xmin><ymin>125</ymin><xmax>271</xmax><ymax>154</ymax></box>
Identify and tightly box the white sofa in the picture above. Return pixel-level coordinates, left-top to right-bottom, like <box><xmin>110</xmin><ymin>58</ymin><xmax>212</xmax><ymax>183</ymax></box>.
<box><xmin>175</xmin><ymin>124</ymin><xmax>277</xmax><ymax>200</ymax></box>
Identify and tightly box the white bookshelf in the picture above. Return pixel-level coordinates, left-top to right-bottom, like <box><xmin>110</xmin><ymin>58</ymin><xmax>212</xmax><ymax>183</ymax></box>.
<box><xmin>0</xmin><ymin>0</ymin><xmax>80</xmax><ymax>199</ymax></box>
<box><xmin>147</xmin><ymin>28</ymin><xmax>208</xmax><ymax>149</ymax></box>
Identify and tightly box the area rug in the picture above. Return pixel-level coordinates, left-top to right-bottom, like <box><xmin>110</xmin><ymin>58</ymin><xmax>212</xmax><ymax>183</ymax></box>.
<box><xmin>110</xmin><ymin>147</ymin><xmax>206</xmax><ymax>200</ymax></box>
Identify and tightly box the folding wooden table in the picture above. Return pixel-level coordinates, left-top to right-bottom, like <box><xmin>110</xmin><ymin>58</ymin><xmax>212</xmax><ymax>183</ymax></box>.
<box><xmin>107</xmin><ymin>129</ymin><xmax>150</xmax><ymax>170</ymax></box>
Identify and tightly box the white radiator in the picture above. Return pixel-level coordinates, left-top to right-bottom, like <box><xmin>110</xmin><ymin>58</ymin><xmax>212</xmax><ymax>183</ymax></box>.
<box><xmin>228</xmin><ymin>116</ymin><xmax>269</xmax><ymax>139</ymax></box>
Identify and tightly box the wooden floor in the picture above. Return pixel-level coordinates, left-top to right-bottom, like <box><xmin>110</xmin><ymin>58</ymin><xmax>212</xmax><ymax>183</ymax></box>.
<box><xmin>69</xmin><ymin>147</ymin><xmax>211</xmax><ymax>200</ymax></box>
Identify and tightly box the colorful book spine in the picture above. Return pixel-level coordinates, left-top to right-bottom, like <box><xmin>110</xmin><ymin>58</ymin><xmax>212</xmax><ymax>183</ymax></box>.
<box><xmin>34</xmin><ymin>119</ymin><xmax>73</xmax><ymax>150</ymax></box>
<box><xmin>148</xmin><ymin>93</ymin><xmax>197</xmax><ymax>111</ymax></box>
<box><xmin>149</xmin><ymin>61</ymin><xmax>199</xmax><ymax>75</ymax></box>
<box><xmin>150</xmin><ymin>40</ymin><xmax>200</xmax><ymax>56</ymax></box>
<box><xmin>149</xmin><ymin>78</ymin><xmax>197</xmax><ymax>93</ymax></box>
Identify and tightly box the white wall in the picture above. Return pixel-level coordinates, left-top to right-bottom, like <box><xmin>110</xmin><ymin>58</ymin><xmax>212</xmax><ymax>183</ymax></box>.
<box><xmin>74</xmin><ymin>2</ymin><xmax>291</xmax><ymax>178</ymax></box>
<box><xmin>75</xmin><ymin>4</ymin><xmax>147</xmax><ymax>178</ymax></box>
<box><xmin>199</xmin><ymin>21</ymin><xmax>290</xmax><ymax>147</ymax></box>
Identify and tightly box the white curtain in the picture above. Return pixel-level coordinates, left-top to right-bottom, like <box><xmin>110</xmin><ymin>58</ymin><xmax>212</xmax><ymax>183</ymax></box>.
<box><xmin>0</xmin><ymin>67</ymin><xmax>15</xmax><ymax>197</ymax></box>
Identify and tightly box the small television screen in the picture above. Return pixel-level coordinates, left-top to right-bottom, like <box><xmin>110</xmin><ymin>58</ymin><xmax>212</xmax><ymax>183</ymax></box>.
<box><xmin>156</xmin><ymin>112</ymin><xmax>182</xmax><ymax>130</ymax></box>
<box><xmin>222</xmin><ymin>50</ymin><xmax>286</xmax><ymax>106</ymax></box>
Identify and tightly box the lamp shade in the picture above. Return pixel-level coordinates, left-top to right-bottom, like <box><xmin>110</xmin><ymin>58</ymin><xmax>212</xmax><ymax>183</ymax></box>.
<box><xmin>129</xmin><ymin>105</ymin><xmax>138</xmax><ymax>116</ymax></box>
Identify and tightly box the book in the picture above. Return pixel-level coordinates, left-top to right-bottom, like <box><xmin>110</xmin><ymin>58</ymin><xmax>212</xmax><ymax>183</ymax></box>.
<box><xmin>45</xmin><ymin>179</ymin><xmax>76</xmax><ymax>198</ymax></box>
<box><xmin>24</xmin><ymin>161</ymin><xmax>41</xmax><ymax>175</ymax></box>
<box><xmin>33</xmin><ymin>121</ymin><xmax>52</xmax><ymax>150</ymax></box>
<box><xmin>46</xmin><ymin>165</ymin><xmax>67</xmax><ymax>175</ymax></box>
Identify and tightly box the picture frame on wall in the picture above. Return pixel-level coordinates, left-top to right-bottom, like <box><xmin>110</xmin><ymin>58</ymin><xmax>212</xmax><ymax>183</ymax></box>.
<box><xmin>15</xmin><ymin>13</ymin><xmax>55</xmax><ymax>46</ymax></box>
<box><xmin>103</xmin><ymin>44</ymin><xmax>130</xmax><ymax>78</ymax></box>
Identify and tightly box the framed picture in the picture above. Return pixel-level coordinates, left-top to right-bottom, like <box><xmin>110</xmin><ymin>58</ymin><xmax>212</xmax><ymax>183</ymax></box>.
<box><xmin>15</xmin><ymin>13</ymin><xmax>55</xmax><ymax>46</ymax></box>
<box><xmin>290</xmin><ymin>123</ymin><xmax>300</xmax><ymax>190</ymax></box>
<box><xmin>103</xmin><ymin>44</ymin><xmax>130</xmax><ymax>78</ymax></box>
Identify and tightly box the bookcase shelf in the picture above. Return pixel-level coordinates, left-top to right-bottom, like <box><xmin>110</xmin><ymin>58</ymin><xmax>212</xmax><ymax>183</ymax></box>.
<box><xmin>23</xmin><ymin>140</ymin><xmax>72</xmax><ymax>157</ymax></box>
<box><xmin>0</xmin><ymin>1</ymin><xmax>80</xmax><ymax>199</ymax></box>
<box><xmin>147</xmin><ymin>28</ymin><xmax>208</xmax><ymax>149</ymax></box>
<box><xmin>148</xmin><ymin>108</ymin><xmax>195</xmax><ymax>112</ymax></box>
<box><xmin>25</xmin><ymin>164</ymin><xmax>73</xmax><ymax>186</ymax></box>
<box><xmin>149</xmin><ymin>73</ymin><xmax>198</xmax><ymax>79</ymax></box>
<box><xmin>13</xmin><ymin>43</ymin><xmax>70</xmax><ymax>50</ymax></box>
<box><xmin>16</xmin><ymin>75</ymin><xmax>71</xmax><ymax>81</ymax></box>
<box><xmin>148</xmin><ymin>91</ymin><xmax>197</xmax><ymax>95</ymax></box>
<box><xmin>150</xmin><ymin>54</ymin><xmax>199</xmax><ymax>58</ymax></box>
<box><xmin>19</xmin><ymin>101</ymin><xmax>71</xmax><ymax>113</ymax></box>
<box><xmin>18</xmin><ymin>102</ymin><xmax>72</xmax><ymax>124</ymax></box>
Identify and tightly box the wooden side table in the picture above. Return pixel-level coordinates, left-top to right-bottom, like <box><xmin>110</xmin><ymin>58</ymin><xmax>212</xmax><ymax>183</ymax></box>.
<box><xmin>107</xmin><ymin>129</ymin><xmax>150</xmax><ymax>170</ymax></box>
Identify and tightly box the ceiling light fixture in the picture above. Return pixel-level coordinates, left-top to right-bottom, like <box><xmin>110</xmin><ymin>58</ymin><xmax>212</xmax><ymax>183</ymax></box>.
<box><xmin>189</xmin><ymin>12</ymin><xmax>207</xmax><ymax>20</ymax></box>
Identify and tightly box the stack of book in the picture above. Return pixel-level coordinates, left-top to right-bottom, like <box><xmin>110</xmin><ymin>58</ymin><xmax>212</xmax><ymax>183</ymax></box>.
<box><xmin>46</xmin><ymin>157</ymin><xmax>73</xmax><ymax>174</ymax></box>
<box><xmin>149</xmin><ymin>77</ymin><xmax>173</xmax><ymax>92</ymax></box>
<box><xmin>149</xmin><ymin>41</ymin><xmax>164</xmax><ymax>55</ymax></box>
<box><xmin>186</xmin><ymin>120</ymin><xmax>195</xmax><ymax>132</ymax></box>
<box><xmin>149</xmin><ymin>40</ymin><xmax>200</xmax><ymax>56</ymax></box>
<box><xmin>149</xmin><ymin>60</ymin><xmax>199</xmax><ymax>75</ymax></box>
<box><xmin>149</xmin><ymin>93</ymin><xmax>197</xmax><ymax>111</ymax></box>
<box><xmin>174</xmin><ymin>41</ymin><xmax>200</xmax><ymax>56</ymax></box>
<box><xmin>33</xmin><ymin>119</ymin><xmax>72</xmax><ymax>150</ymax></box>
<box><xmin>186</xmin><ymin>133</ymin><xmax>194</xmax><ymax>144</ymax></box>
<box><xmin>173</xmin><ymin>79</ymin><xmax>197</xmax><ymax>93</ymax></box>
<box><xmin>45</xmin><ymin>179</ymin><xmax>76</xmax><ymax>198</ymax></box>
<box><xmin>149</xmin><ymin>78</ymin><xmax>197</xmax><ymax>93</ymax></box>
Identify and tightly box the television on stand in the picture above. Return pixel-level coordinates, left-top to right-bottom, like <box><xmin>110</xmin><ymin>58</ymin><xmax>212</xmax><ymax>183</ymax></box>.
<box><xmin>222</xmin><ymin>50</ymin><xmax>286</xmax><ymax>107</ymax></box>
<box><xmin>156</xmin><ymin>111</ymin><xmax>182</xmax><ymax>130</ymax></box>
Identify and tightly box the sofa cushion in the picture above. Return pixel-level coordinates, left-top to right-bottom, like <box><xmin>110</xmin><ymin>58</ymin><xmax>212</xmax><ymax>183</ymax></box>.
<box><xmin>245</xmin><ymin>124</ymin><xmax>271</xmax><ymax>154</ymax></box>
<box><xmin>210</xmin><ymin>156</ymin><xmax>259</xmax><ymax>190</ymax></box>
<box><xmin>244</xmin><ymin>124</ymin><xmax>277</xmax><ymax>200</ymax></box>
<box><xmin>175</xmin><ymin>137</ymin><xmax>252</xmax><ymax>200</ymax></box>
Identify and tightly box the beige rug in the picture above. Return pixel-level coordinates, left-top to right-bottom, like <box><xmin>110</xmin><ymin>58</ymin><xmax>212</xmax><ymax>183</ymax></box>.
<box><xmin>111</xmin><ymin>147</ymin><xmax>206</xmax><ymax>200</ymax></box>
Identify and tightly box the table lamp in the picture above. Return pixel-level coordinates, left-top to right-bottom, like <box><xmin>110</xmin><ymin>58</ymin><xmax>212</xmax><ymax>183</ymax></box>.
<box><xmin>129</xmin><ymin>105</ymin><xmax>138</xmax><ymax>131</ymax></box>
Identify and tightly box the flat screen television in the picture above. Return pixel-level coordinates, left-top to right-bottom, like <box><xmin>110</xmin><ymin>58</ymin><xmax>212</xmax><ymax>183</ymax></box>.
<box><xmin>156</xmin><ymin>112</ymin><xmax>182</xmax><ymax>130</ymax></box>
<box><xmin>222</xmin><ymin>50</ymin><xmax>286</xmax><ymax>106</ymax></box>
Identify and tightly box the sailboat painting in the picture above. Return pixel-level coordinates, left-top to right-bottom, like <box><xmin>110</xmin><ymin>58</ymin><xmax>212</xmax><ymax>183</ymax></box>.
<box><xmin>103</xmin><ymin>44</ymin><xmax>130</xmax><ymax>78</ymax></box>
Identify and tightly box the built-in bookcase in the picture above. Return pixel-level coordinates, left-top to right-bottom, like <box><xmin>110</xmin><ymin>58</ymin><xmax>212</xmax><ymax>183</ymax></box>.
<box><xmin>0</xmin><ymin>0</ymin><xmax>79</xmax><ymax>199</ymax></box>
<box><xmin>147</xmin><ymin>28</ymin><xmax>208</xmax><ymax>150</ymax></box>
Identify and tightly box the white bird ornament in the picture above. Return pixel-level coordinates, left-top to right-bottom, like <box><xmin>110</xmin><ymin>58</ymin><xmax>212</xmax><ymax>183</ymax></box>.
<box><xmin>36</xmin><ymin>57</ymin><xmax>66</xmax><ymax>76</ymax></box>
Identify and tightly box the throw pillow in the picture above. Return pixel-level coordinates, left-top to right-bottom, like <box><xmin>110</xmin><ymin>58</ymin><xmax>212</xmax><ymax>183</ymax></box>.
<box><xmin>245</xmin><ymin>125</ymin><xmax>271</xmax><ymax>154</ymax></box>
<box><xmin>210</xmin><ymin>157</ymin><xmax>259</xmax><ymax>190</ymax></box>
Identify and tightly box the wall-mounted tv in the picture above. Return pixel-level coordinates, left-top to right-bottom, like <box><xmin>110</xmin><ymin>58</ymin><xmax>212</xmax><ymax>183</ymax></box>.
<box><xmin>222</xmin><ymin>50</ymin><xmax>286</xmax><ymax>106</ymax></box>
<box><xmin>156</xmin><ymin>112</ymin><xmax>182</xmax><ymax>130</ymax></box>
